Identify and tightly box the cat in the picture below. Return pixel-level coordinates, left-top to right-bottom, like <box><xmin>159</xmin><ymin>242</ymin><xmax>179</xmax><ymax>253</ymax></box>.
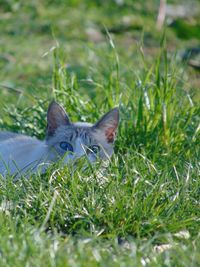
<box><xmin>0</xmin><ymin>101</ymin><xmax>119</xmax><ymax>178</ymax></box>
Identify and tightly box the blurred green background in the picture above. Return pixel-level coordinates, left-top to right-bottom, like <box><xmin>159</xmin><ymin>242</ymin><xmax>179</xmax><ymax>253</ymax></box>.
<box><xmin>0</xmin><ymin>0</ymin><xmax>199</xmax><ymax>106</ymax></box>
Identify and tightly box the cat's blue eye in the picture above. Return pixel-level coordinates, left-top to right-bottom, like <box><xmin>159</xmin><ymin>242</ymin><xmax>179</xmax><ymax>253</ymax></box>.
<box><xmin>88</xmin><ymin>145</ymin><xmax>100</xmax><ymax>154</ymax></box>
<box><xmin>60</xmin><ymin>142</ymin><xmax>73</xmax><ymax>152</ymax></box>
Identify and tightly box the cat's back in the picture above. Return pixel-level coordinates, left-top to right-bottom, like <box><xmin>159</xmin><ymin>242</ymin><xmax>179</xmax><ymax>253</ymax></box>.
<box><xmin>0</xmin><ymin>131</ymin><xmax>44</xmax><ymax>156</ymax></box>
<box><xmin>0</xmin><ymin>131</ymin><xmax>24</xmax><ymax>141</ymax></box>
<box><xmin>0</xmin><ymin>131</ymin><xmax>40</xmax><ymax>148</ymax></box>
<box><xmin>0</xmin><ymin>131</ymin><xmax>46</xmax><ymax>176</ymax></box>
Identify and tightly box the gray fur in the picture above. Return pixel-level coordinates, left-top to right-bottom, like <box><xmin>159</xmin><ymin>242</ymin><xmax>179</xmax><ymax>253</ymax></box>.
<box><xmin>0</xmin><ymin>131</ymin><xmax>25</xmax><ymax>141</ymax></box>
<box><xmin>46</xmin><ymin>102</ymin><xmax>119</xmax><ymax>161</ymax></box>
<box><xmin>0</xmin><ymin>101</ymin><xmax>119</xmax><ymax>177</ymax></box>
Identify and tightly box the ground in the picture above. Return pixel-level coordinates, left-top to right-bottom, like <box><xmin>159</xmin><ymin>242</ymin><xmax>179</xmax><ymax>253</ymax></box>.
<box><xmin>0</xmin><ymin>1</ymin><xmax>200</xmax><ymax>266</ymax></box>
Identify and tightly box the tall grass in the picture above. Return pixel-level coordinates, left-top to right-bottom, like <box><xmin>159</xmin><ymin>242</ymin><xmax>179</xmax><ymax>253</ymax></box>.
<box><xmin>0</xmin><ymin>41</ymin><xmax>199</xmax><ymax>266</ymax></box>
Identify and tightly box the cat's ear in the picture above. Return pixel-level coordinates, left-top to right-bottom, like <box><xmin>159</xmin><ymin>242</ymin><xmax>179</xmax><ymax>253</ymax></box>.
<box><xmin>47</xmin><ymin>101</ymin><xmax>71</xmax><ymax>136</ymax></box>
<box><xmin>94</xmin><ymin>108</ymin><xmax>119</xmax><ymax>143</ymax></box>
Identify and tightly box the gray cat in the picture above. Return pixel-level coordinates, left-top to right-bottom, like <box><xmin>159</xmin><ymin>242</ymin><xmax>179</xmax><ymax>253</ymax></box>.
<box><xmin>0</xmin><ymin>101</ymin><xmax>119</xmax><ymax>177</ymax></box>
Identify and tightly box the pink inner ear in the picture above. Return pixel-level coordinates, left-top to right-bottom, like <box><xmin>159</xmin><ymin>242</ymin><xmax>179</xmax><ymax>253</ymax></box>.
<box><xmin>105</xmin><ymin>127</ymin><xmax>116</xmax><ymax>143</ymax></box>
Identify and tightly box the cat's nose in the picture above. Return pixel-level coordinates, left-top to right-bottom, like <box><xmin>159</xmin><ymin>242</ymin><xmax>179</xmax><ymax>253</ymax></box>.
<box><xmin>74</xmin><ymin>149</ymin><xmax>85</xmax><ymax>159</ymax></box>
<box><xmin>74</xmin><ymin>138</ymin><xmax>86</xmax><ymax>158</ymax></box>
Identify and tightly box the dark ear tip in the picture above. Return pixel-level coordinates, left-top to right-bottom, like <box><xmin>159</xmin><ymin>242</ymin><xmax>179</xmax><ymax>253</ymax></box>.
<box><xmin>111</xmin><ymin>107</ymin><xmax>120</xmax><ymax>120</ymax></box>
<box><xmin>47</xmin><ymin>101</ymin><xmax>63</xmax><ymax>115</ymax></box>
<box><xmin>113</xmin><ymin>107</ymin><xmax>119</xmax><ymax>112</ymax></box>
<box><xmin>48</xmin><ymin>100</ymin><xmax>59</xmax><ymax>109</ymax></box>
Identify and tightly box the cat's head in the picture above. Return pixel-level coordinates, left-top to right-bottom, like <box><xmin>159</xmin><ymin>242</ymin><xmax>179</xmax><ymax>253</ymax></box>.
<box><xmin>46</xmin><ymin>101</ymin><xmax>119</xmax><ymax>165</ymax></box>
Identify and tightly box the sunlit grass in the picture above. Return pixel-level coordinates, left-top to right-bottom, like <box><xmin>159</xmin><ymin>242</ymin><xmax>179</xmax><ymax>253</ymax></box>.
<box><xmin>0</xmin><ymin>43</ymin><xmax>199</xmax><ymax>266</ymax></box>
<box><xmin>0</xmin><ymin>1</ymin><xmax>200</xmax><ymax>266</ymax></box>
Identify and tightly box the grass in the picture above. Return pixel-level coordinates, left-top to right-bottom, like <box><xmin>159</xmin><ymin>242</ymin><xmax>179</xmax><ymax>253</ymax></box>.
<box><xmin>0</xmin><ymin>1</ymin><xmax>200</xmax><ymax>266</ymax></box>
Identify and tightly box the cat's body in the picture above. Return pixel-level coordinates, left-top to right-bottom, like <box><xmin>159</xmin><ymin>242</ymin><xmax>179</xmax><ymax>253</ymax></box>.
<box><xmin>0</xmin><ymin>133</ymin><xmax>52</xmax><ymax>176</ymax></box>
<box><xmin>0</xmin><ymin>102</ymin><xmax>119</xmax><ymax>177</ymax></box>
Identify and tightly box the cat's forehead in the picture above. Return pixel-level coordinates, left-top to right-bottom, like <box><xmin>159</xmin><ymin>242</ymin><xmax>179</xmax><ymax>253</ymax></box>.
<box><xmin>74</xmin><ymin>122</ymin><xmax>93</xmax><ymax>127</ymax></box>
<box><xmin>53</xmin><ymin>123</ymin><xmax>94</xmax><ymax>142</ymax></box>
<box><xmin>66</xmin><ymin>123</ymin><xmax>93</xmax><ymax>136</ymax></box>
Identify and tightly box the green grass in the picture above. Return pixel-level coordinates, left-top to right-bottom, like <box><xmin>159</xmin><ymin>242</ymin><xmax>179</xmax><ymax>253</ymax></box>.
<box><xmin>0</xmin><ymin>1</ymin><xmax>200</xmax><ymax>266</ymax></box>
